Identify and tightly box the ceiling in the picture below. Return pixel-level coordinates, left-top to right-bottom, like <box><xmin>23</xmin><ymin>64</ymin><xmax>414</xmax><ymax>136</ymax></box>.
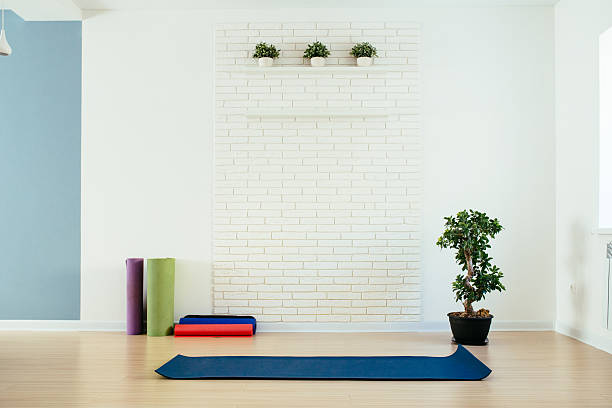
<box><xmin>8</xmin><ymin>0</ymin><xmax>561</xmax><ymax>21</ymax></box>
<box><xmin>73</xmin><ymin>0</ymin><xmax>561</xmax><ymax>9</ymax></box>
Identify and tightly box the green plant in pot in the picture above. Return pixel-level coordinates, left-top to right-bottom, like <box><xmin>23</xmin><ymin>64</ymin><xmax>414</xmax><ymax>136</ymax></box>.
<box><xmin>350</xmin><ymin>42</ymin><xmax>378</xmax><ymax>66</ymax></box>
<box><xmin>253</xmin><ymin>42</ymin><xmax>280</xmax><ymax>67</ymax></box>
<box><xmin>303</xmin><ymin>41</ymin><xmax>330</xmax><ymax>67</ymax></box>
<box><xmin>436</xmin><ymin>209</ymin><xmax>505</xmax><ymax>345</ymax></box>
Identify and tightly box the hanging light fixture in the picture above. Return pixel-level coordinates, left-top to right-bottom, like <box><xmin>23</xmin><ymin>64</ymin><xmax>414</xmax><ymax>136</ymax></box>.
<box><xmin>0</xmin><ymin>2</ymin><xmax>12</xmax><ymax>56</ymax></box>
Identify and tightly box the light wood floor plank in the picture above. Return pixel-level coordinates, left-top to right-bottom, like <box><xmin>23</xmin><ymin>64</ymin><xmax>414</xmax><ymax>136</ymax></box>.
<box><xmin>0</xmin><ymin>331</ymin><xmax>610</xmax><ymax>407</ymax></box>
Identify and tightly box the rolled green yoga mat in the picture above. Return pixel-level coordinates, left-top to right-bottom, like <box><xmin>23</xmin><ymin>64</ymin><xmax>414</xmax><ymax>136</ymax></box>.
<box><xmin>147</xmin><ymin>258</ymin><xmax>175</xmax><ymax>336</ymax></box>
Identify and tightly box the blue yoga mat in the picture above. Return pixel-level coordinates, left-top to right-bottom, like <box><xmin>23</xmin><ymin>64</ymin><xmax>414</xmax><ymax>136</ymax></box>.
<box><xmin>179</xmin><ymin>316</ymin><xmax>257</xmax><ymax>334</ymax></box>
<box><xmin>155</xmin><ymin>344</ymin><xmax>491</xmax><ymax>380</ymax></box>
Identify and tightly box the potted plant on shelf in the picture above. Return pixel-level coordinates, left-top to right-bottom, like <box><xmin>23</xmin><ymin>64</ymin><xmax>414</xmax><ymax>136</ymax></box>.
<box><xmin>253</xmin><ymin>42</ymin><xmax>280</xmax><ymax>67</ymax></box>
<box><xmin>303</xmin><ymin>41</ymin><xmax>330</xmax><ymax>67</ymax></box>
<box><xmin>436</xmin><ymin>209</ymin><xmax>505</xmax><ymax>345</ymax></box>
<box><xmin>350</xmin><ymin>42</ymin><xmax>378</xmax><ymax>66</ymax></box>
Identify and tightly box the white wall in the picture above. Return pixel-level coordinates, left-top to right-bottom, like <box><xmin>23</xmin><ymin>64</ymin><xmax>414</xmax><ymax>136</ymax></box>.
<box><xmin>420</xmin><ymin>6</ymin><xmax>555</xmax><ymax>325</ymax></box>
<box><xmin>599</xmin><ymin>27</ymin><xmax>612</xmax><ymax>229</ymax></box>
<box><xmin>82</xmin><ymin>5</ymin><xmax>556</xmax><ymax>329</ymax></box>
<box><xmin>81</xmin><ymin>11</ymin><xmax>214</xmax><ymax>321</ymax></box>
<box><xmin>555</xmin><ymin>0</ymin><xmax>612</xmax><ymax>352</ymax></box>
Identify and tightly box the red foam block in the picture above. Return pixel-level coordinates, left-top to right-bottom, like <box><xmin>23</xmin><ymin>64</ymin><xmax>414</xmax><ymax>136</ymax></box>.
<box><xmin>174</xmin><ymin>324</ymin><xmax>253</xmax><ymax>337</ymax></box>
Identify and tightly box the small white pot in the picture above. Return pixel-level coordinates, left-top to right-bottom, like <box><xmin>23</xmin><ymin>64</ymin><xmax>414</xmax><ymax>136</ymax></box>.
<box><xmin>310</xmin><ymin>57</ymin><xmax>326</xmax><ymax>67</ymax></box>
<box><xmin>258</xmin><ymin>57</ymin><xmax>274</xmax><ymax>67</ymax></box>
<box><xmin>356</xmin><ymin>57</ymin><xmax>373</xmax><ymax>67</ymax></box>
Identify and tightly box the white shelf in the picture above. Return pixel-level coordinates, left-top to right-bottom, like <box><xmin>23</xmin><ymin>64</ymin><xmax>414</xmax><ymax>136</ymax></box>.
<box><xmin>244</xmin><ymin>108</ymin><xmax>398</xmax><ymax>118</ymax></box>
<box><xmin>228</xmin><ymin>65</ymin><xmax>408</xmax><ymax>73</ymax></box>
<box><xmin>593</xmin><ymin>227</ymin><xmax>612</xmax><ymax>235</ymax></box>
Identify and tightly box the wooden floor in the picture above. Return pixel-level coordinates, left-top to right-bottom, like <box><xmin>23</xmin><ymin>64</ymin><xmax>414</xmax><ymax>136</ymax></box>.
<box><xmin>0</xmin><ymin>331</ymin><xmax>610</xmax><ymax>407</ymax></box>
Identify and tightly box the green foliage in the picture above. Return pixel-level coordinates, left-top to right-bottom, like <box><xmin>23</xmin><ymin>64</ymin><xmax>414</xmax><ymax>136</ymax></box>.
<box><xmin>350</xmin><ymin>42</ymin><xmax>378</xmax><ymax>58</ymax></box>
<box><xmin>436</xmin><ymin>209</ymin><xmax>505</xmax><ymax>314</ymax></box>
<box><xmin>303</xmin><ymin>41</ymin><xmax>330</xmax><ymax>58</ymax></box>
<box><xmin>252</xmin><ymin>42</ymin><xmax>280</xmax><ymax>59</ymax></box>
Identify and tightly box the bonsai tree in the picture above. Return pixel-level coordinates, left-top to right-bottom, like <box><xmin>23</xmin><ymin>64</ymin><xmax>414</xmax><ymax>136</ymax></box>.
<box><xmin>252</xmin><ymin>42</ymin><xmax>280</xmax><ymax>59</ymax></box>
<box><xmin>350</xmin><ymin>42</ymin><xmax>378</xmax><ymax>58</ymax></box>
<box><xmin>303</xmin><ymin>41</ymin><xmax>330</xmax><ymax>59</ymax></box>
<box><xmin>436</xmin><ymin>209</ymin><xmax>505</xmax><ymax>316</ymax></box>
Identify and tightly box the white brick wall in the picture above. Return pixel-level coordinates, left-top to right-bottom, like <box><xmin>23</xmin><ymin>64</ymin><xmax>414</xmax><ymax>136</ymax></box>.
<box><xmin>214</xmin><ymin>22</ymin><xmax>421</xmax><ymax>323</ymax></box>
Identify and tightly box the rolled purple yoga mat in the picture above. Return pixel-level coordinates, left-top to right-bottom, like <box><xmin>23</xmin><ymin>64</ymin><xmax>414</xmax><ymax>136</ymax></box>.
<box><xmin>126</xmin><ymin>258</ymin><xmax>144</xmax><ymax>335</ymax></box>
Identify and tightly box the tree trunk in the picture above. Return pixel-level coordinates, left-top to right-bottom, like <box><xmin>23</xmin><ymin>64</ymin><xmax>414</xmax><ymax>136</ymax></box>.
<box><xmin>463</xmin><ymin>250</ymin><xmax>475</xmax><ymax>315</ymax></box>
<box><xmin>463</xmin><ymin>300</ymin><xmax>474</xmax><ymax>315</ymax></box>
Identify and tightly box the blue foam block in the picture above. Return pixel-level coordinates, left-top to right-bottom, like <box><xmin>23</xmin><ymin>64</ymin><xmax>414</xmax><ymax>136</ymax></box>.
<box><xmin>155</xmin><ymin>344</ymin><xmax>491</xmax><ymax>380</ymax></box>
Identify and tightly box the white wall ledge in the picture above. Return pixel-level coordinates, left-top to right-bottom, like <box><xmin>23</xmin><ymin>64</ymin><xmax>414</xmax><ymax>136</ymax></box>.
<box><xmin>226</xmin><ymin>65</ymin><xmax>412</xmax><ymax>73</ymax></box>
<box><xmin>241</xmin><ymin>108</ymin><xmax>404</xmax><ymax>118</ymax></box>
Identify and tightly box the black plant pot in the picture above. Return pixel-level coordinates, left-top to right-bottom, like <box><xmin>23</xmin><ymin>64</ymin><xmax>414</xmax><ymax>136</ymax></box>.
<box><xmin>448</xmin><ymin>313</ymin><xmax>492</xmax><ymax>345</ymax></box>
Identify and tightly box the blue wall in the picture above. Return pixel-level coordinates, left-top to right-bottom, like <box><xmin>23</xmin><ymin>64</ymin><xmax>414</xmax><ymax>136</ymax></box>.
<box><xmin>0</xmin><ymin>12</ymin><xmax>81</xmax><ymax>319</ymax></box>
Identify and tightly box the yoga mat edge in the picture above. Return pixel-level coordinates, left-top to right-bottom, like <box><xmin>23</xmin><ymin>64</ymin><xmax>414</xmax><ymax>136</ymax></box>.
<box><xmin>155</xmin><ymin>345</ymin><xmax>491</xmax><ymax>381</ymax></box>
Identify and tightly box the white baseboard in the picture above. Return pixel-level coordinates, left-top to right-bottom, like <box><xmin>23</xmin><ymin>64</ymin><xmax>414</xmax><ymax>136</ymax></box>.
<box><xmin>259</xmin><ymin>320</ymin><xmax>553</xmax><ymax>332</ymax></box>
<box><xmin>491</xmin><ymin>320</ymin><xmax>554</xmax><ymax>331</ymax></box>
<box><xmin>555</xmin><ymin>321</ymin><xmax>612</xmax><ymax>354</ymax></box>
<box><xmin>0</xmin><ymin>320</ymin><xmax>125</xmax><ymax>331</ymax></box>
<box><xmin>258</xmin><ymin>322</ymin><xmax>444</xmax><ymax>332</ymax></box>
<box><xmin>0</xmin><ymin>319</ymin><xmax>552</xmax><ymax>332</ymax></box>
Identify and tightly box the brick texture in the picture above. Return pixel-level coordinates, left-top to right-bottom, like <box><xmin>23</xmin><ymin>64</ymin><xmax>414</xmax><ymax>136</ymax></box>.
<box><xmin>214</xmin><ymin>22</ymin><xmax>421</xmax><ymax>323</ymax></box>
